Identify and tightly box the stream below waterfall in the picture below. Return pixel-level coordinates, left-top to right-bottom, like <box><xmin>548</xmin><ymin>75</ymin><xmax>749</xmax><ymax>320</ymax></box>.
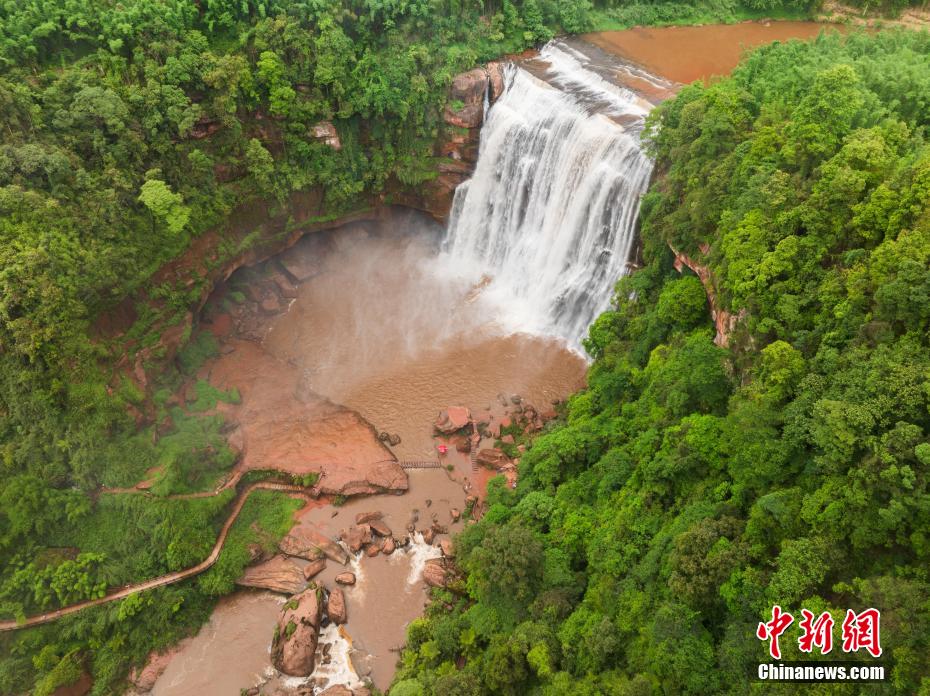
<box><xmin>147</xmin><ymin>20</ymin><xmax>843</xmax><ymax>696</ymax></box>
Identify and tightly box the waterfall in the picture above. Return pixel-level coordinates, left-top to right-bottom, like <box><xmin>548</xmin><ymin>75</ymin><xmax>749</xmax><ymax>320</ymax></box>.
<box><xmin>442</xmin><ymin>41</ymin><xmax>656</xmax><ymax>350</ymax></box>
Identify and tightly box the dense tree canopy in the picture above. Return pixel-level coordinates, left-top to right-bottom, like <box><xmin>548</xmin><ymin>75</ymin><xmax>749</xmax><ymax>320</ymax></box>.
<box><xmin>397</xmin><ymin>30</ymin><xmax>930</xmax><ymax>695</ymax></box>
<box><xmin>1</xmin><ymin>0</ymin><xmax>927</xmax><ymax>693</ymax></box>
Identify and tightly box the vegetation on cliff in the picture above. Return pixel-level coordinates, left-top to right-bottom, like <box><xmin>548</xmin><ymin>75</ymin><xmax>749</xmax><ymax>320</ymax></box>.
<box><xmin>0</xmin><ymin>1</ymin><xmax>926</xmax><ymax>694</ymax></box>
<box><xmin>397</xmin><ymin>30</ymin><xmax>930</xmax><ymax>695</ymax></box>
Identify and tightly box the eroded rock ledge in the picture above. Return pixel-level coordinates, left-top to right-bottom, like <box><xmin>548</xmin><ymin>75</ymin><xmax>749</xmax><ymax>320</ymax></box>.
<box><xmin>669</xmin><ymin>242</ymin><xmax>746</xmax><ymax>348</ymax></box>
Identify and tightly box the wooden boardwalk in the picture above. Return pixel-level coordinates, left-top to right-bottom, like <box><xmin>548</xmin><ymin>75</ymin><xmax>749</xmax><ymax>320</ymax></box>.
<box><xmin>0</xmin><ymin>481</ymin><xmax>308</xmax><ymax>632</ymax></box>
<box><xmin>399</xmin><ymin>460</ymin><xmax>443</xmax><ymax>469</ymax></box>
<box><xmin>2</xmin><ymin>455</ymin><xmax>457</xmax><ymax>632</ymax></box>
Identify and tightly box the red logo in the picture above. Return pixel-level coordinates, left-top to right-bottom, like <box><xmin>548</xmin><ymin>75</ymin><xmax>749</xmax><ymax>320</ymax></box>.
<box><xmin>842</xmin><ymin>608</ymin><xmax>882</xmax><ymax>658</ymax></box>
<box><xmin>798</xmin><ymin>609</ymin><xmax>834</xmax><ymax>654</ymax></box>
<box><xmin>757</xmin><ymin>606</ymin><xmax>881</xmax><ymax>659</ymax></box>
<box><xmin>757</xmin><ymin>605</ymin><xmax>794</xmax><ymax>659</ymax></box>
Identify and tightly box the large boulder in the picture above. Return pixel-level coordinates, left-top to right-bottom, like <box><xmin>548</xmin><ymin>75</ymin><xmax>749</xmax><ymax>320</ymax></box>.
<box><xmin>303</xmin><ymin>558</ymin><xmax>326</xmax><ymax>580</ymax></box>
<box><xmin>476</xmin><ymin>448</ymin><xmax>510</xmax><ymax>469</ymax></box>
<box><xmin>369</xmin><ymin>519</ymin><xmax>392</xmax><ymax>538</ymax></box>
<box><xmin>327</xmin><ymin>586</ymin><xmax>347</xmax><ymax>625</ymax></box>
<box><xmin>271</xmin><ymin>587</ymin><xmax>322</xmax><ymax>676</ymax></box>
<box><xmin>280</xmin><ymin>522</ymin><xmax>349</xmax><ymax>564</ymax></box>
<box><xmin>237</xmin><ymin>555</ymin><xmax>305</xmax><ymax>594</ymax></box>
<box><xmin>335</xmin><ymin>572</ymin><xmax>356</xmax><ymax>586</ymax></box>
<box><xmin>422</xmin><ymin>559</ymin><xmax>448</xmax><ymax>588</ymax></box>
<box><xmin>434</xmin><ymin>406</ymin><xmax>472</xmax><ymax>434</ymax></box>
<box><xmin>340</xmin><ymin>524</ymin><xmax>372</xmax><ymax>553</ymax></box>
<box><xmin>355</xmin><ymin>510</ymin><xmax>383</xmax><ymax>525</ymax></box>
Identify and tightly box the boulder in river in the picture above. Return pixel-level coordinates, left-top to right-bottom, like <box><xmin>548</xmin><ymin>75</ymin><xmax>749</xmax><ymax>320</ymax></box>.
<box><xmin>369</xmin><ymin>519</ymin><xmax>392</xmax><ymax>537</ymax></box>
<box><xmin>280</xmin><ymin>522</ymin><xmax>349</xmax><ymax>564</ymax></box>
<box><xmin>326</xmin><ymin>586</ymin><xmax>347</xmax><ymax>625</ymax></box>
<box><xmin>422</xmin><ymin>559</ymin><xmax>448</xmax><ymax>588</ymax></box>
<box><xmin>335</xmin><ymin>572</ymin><xmax>356</xmax><ymax>585</ymax></box>
<box><xmin>340</xmin><ymin>524</ymin><xmax>372</xmax><ymax>553</ymax></box>
<box><xmin>303</xmin><ymin>558</ymin><xmax>326</xmax><ymax>580</ymax></box>
<box><xmin>355</xmin><ymin>510</ymin><xmax>383</xmax><ymax>524</ymax></box>
<box><xmin>440</xmin><ymin>538</ymin><xmax>454</xmax><ymax>557</ymax></box>
<box><xmin>476</xmin><ymin>447</ymin><xmax>510</xmax><ymax>469</ymax></box>
<box><xmin>237</xmin><ymin>555</ymin><xmax>305</xmax><ymax>594</ymax></box>
<box><xmin>434</xmin><ymin>406</ymin><xmax>472</xmax><ymax>434</ymax></box>
<box><xmin>271</xmin><ymin>587</ymin><xmax>322</xmax><ymax>676</ymax></box>
<box><xmin>318</xmin><ymin>686</ymin><xmax>354</xmax><ymax>696</ymax></box>
<box><xmin>382</xmin><ymin>537</ymin><xmax>396</xmax><ymax>555</ymax></box>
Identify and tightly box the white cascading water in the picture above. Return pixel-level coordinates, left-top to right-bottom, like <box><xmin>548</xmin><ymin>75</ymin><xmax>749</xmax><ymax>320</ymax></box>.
<box><xmin>442</xmin><ymin>41</ymin><xmax>657</xmax><ymax>349</ymax></box>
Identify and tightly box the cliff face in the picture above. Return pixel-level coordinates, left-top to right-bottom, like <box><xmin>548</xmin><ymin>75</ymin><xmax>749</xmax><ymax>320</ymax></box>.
<box><xmin>99</xmin><ymin>62</ymin><xmax>506</xmax><ymax>402</ymax></box>
<box><xmin>387</xmin><ymin>62</ymin><xmax>505</xmax><ymax>220</ymax></box>
<box><xmin>669</xmin><ymin>243</ymin><xmax>745</xmax><ymax>348</ymax></box>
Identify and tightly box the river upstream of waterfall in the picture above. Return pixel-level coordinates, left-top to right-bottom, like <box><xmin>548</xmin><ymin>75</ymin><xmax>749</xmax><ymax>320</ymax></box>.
<box><xmin>148</xmin><ymin>21</ymin><xmax>842</xmax><ymax>696</ymax></box>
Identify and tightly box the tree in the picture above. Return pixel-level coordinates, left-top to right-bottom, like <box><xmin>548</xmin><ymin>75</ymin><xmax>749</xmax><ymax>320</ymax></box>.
<box><xmin>138</xmin><ymin>179</ymin><xmax>190</xmax><ymax>235</ymax></box>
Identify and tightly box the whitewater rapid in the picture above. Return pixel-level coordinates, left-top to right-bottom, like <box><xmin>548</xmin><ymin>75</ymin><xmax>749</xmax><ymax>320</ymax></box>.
<box><xmin>442</xmin><ymin>41</ymin><xmax>656</xmax><ymax>349</ymax></box>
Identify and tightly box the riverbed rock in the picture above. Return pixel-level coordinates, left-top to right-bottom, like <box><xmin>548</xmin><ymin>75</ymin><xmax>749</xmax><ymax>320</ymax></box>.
<box><xmin>130</xmin><ymin>650</ymin><xmax>176</xmax><ymax>692</ymax></box>
<box><xmin>440</xmin><ymin>538</ymin><xmax>454</xmax><ymax>557</ymax></box>
<box><xmin>326</xmin><ymin>587</ymin><xmax>347</xmax><ymax>625</ymax></box>
<box><xmin>276</xmin><ymin>235</ymin><xmax>329</xmax><ymax>283</ymax></box>
<box><xmin>208</xmin><ymin>340</ymin><xmax>407</xmax><ymax>497</ymax></box>
<box><xmin>422</xmin><ymin>559</ymin><xmax>448</xmax><ymax>588</ymax></box>
<box><xmin>335</xmin><ymin>572</ymin><xmax>356</xmax><ymax>586</ymax></box>
<box><xmin>434</xmin><ymin>406</ymin><xmax>472</xmax><ymax>434</ymax></box>
<box><xmin>382</xmin><ymin>536</ymin><xmax>396</xmax><ymax>555</ymax></box>
<box><xmin>272</xmin><ymin>587</ymin><xmax>322</xmax><ymax>676</ymax></box>
<box><xmin>280</xmin><ymin>522</ymin><xmax>349</xmax><ymax>564</ymax></box>
<box><xmin>369</xmin><ymin>519</ymin><xmax>392</xmax><ymax>537</ymax></box>
<box><xmin>476</xmin><ymin>448</ymin><xmax>510</xmax><ymax>469</ymax></box>
<box><xmin>421</xmin><ymin>527</ymin><xmax>436</xmax><ymax>545</ymax></box>
<box><xmin>271</xmin><ymin>272</ymin><xmax>298</xmax><ymax>299</ymax></box>
<box><xmin>318</xmin><ymin>687</ymin><xmax>353</xmax><ymax>696</ymax></box>
<box><xmin>492</xmin><ymin>416</ymin><xmax>512</xmax><ymax>438</ymax></box>
<box><xmin>303</xmin><ymin>558</ymin><xmax>326</xmax><ymax>580</ymax></box>
<box><xmin>364</xmin><ymin>543</ymin><xmax>380</xmax><ymax>557</ymax></box>
<box><xmin>450</xmin><ymin>507</ymin><xmax>461</xmax><ymax>522</ymax></box>
<box><xmin>260</xmin><ymin>293</ymin><xmax>282</xmax><ymax>315</ymax></box>
<box><xmin>237</xmin><ymin>555</ymin><xmax>305</xmax><ymax>594</ymax></box>
<box><xmin>355</xmin><ymin>511</ymin><xmax>383</xmax><ymax>524</ymax></box>
<box><xmin>340</xmin><ymin>524</ymin><xmax>372</xmax><ymax>553</ymax></box>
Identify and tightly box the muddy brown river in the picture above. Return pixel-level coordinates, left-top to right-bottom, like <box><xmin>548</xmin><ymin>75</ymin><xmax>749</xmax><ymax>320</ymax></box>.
<box><xmin>585</xmin><ymin>20</ymin><xmax>845</xmax><ymax>85</ymax></box>
<box><xmin>150</xmin><ymin>20</ymin><xmax>843</xmax><ymax>695</ymax></box>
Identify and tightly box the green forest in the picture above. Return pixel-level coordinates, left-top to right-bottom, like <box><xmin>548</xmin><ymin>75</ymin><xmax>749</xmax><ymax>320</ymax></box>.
<box><xmin>1</xmin><ymin>0</ymin><xmax>929</xmax><ymax>695</ymax></box>
<box><xmin>395</xmin><ymin>29</ymin><xmax>930</xmax><ymax>696</ymax></box>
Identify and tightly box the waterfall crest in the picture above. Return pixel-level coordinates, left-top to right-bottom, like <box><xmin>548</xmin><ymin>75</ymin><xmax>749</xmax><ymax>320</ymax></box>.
<box><xmin>442</xmin><ymin>41</ymin><xmax>657</xmax><ymax>350</ymax></box>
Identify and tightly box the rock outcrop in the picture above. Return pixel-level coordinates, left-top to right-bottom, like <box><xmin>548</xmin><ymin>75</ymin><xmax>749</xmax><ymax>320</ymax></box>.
<box><xmin>670</xmin><ymin>243</ymin><xmax>746</xmax><ymax>347</ymax></box>
<box><xmin>340</xmin><ymin>525</ymin><xmax>372</xmax><ymax>554</ymax></box>
<box><xmin>422</xmin><ymin>559</ymin><xmax>448</xmax><ymax>588</ymax></box>
<box><xmin>303</xmin><ymin>559</ymin><xmax>326</xmax><ymax>580</ymax></box>
<box><xmin>272</xmin><ymin>587</ymin><xmax>322</xmax><ymax>677</ymax></box>
<box><xmin>280</xmin><ymin>522</ymin><xmax>349</xmax><ymax>564</ymax></box>
<box><xmin>237</xmin><ymin>555</ymin><xmax>305</xmax><ymax>594</ymax></box>
<box><xmin>129</xmin><ymin>650</ymin><xmax>177</xmax><ymax>693</ymax></box>
<box><xmin>434</xmin><ymin>406</ymin><xmax>472</xmax><ymax>434</ymax></box>
<box><xmin>311</xmin><ymin>121</ymin><xmax>341</xmax><ymax>150</ymax></box>
<box><xmin>388</xmin><ymin>62</ymin><xmax>504</xmax><ymax>220</ymax></box>
<box><xmin>476</xmin><ymin>448</ymin><xmax>510</xmax><ymax>469</ymax></box>
<box><xmin>209</xmin><ymin>340</ymin><xmax>408</xmax><ymax>497</ymax></box>
<box><xmin>369</xmin><ymin>519</ymin><xmax>392</xmax><ymax>538</ymax></box>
